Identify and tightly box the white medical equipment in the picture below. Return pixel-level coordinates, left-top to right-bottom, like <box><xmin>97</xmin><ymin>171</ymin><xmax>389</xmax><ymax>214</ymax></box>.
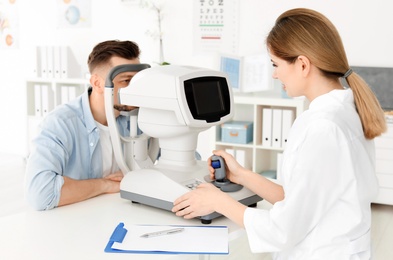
<box><xmin>105</xmin><ymin>64</ymin><xmax>261</xmax><ymax>224</ymax></box>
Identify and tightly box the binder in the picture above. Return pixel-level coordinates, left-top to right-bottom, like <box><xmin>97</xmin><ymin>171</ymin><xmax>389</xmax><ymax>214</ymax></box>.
<box><xmin>34</xmin><ymin>84</ymin><xmax>42</xmax><ymax>117</ymax></box>
<box><xmin>60</xmin><ymin>46</ymin><xmax>81</xmax><ymax>78</ymax></box>
<box><xmin>60</xmin><ymin>86</ymin><xmax>69</xmax><ymax>105</ymax></box>
<box><xmin>68</xmin><ymin>86</ymin><xmax>77</xmax><ymax>100</ymax></box>
<box><xmin>236</xmin><ymin>149</ymin><xmax>246</xmax><ymax>168</ymax></box>
<box><xmin>32</xmin><ymin>46</ymin><xmax>42</xmax><ymax>77</ymax></box>
<box><xmin>60</xmin><ymin>46</ymin><xmax>68</xmax><ymax>78</ymax></box>
<box><xmin>105</xmin><ymin>223</ymin><xmax>228</xmax><ymax>255</ymax></box>
<box><xmin>262</xmin><ymin>108</ymin><xmax>272</xmax><ymax>147</ymax></box>
<box><xmin>46</xmin><ymin>46</ymin><xmax>54</xmax><ymax>78</ymax></box>
<box><xmin>41</xmin><ymin>85</ymin><xmax>54</xmax><ymax>117</ymax></box>
<box><xmin>281</xmin><ymin>109</ymin><xmax>295</xmax><ymax>148</ymax></box>
<box><xmin>39</xmin><ymin>46</ymin><xmax>48</xmax><ymax>78</ymax></box>
<box><xmin>271</xmin><ymin>108</ymin><xmax>282</xmax><ymax>148</ymax></box>
<box><xmin>53</xmin><ymin>46</ymin><xmax>61</xmax><ymax>78</ymax></box>
<box><xmin>60</xmin><ymin>85</ymin><xmax>78</xmax><ymax>104</ymax></box>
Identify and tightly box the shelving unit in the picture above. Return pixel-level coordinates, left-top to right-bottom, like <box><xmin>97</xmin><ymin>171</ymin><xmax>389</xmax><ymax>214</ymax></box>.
<box><xmin>214</xmin><ymin>91</ymin><xmax>309</xmax><ymax>177</ymax></box>
<box><xmin>25</xmin><ymin>78</ymin><xmax>89</xmax><ymax>155</ymax></box>
<box><xmin>373</xmin><ymin>116</ymin><xmax>393</xmax><ymax>205</ymax></box>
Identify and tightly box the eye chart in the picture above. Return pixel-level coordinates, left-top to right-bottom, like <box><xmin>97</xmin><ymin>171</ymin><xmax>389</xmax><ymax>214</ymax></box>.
<box><xmin>193</xmin><ymin>0</ymin><xmax>240</xmax><ymax>54</ymax></box>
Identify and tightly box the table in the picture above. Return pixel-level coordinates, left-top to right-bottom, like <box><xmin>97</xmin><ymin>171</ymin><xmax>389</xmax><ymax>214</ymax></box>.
<box><xmin>0</xmin><ymin>193</ymin><xmax>246</xmax><ymax>260</ymax></box>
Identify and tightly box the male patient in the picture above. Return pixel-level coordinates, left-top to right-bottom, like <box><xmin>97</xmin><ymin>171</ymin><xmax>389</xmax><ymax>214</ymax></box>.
<box><xmin>25</xmin><ymin>40</ymin><xmax>144</xmax><ymax>210</ymax></box>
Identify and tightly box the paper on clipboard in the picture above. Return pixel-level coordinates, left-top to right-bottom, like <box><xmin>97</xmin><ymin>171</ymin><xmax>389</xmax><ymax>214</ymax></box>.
<box><xmin>106</xmin><ymin>223</ymin><xmax>228</xmax><ymax>255</ymax></box>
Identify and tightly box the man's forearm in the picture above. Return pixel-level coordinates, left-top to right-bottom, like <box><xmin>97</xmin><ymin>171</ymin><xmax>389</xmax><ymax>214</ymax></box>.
<box><xmin>58</xmin><ymin>176</ymin><xmax>117</xmax><ymax>207</ymax></box>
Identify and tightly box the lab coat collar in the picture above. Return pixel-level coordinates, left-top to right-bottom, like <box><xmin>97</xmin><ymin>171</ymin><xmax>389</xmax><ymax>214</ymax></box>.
<box><xmin>309</xmin><ymin>88</ymin><xmax>355</xmax><ymax>111</ymax></box>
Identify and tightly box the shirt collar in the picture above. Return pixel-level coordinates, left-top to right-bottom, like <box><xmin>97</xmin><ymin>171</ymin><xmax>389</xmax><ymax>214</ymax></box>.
<box><xmin>82</xmin><ymin>87</ymin><xmax>97</xmax><ymax>134</ymax></box>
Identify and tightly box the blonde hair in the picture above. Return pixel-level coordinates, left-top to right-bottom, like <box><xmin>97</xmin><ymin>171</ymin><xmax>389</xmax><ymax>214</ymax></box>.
<box><xmin>267</xmin><ymin>8</ymin><xmax>386</xmax><ymax>139</ymax></box>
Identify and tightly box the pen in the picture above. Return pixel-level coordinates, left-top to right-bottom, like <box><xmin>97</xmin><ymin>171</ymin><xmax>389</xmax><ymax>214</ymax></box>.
<box><xmin>140</xmin><ymin>227</ymin><xmax>185</xmax><ymax>238</ymax></box>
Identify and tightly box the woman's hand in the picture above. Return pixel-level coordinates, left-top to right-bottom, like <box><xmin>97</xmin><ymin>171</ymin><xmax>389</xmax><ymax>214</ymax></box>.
<box><xmin>172</xmin><ymin>183</ymin><xmax>224</xmax><ymax>219</ymax></box>
<box><xmin>172</xmin><ymin>182</ymin><xmax>247</xmax><ymax>227</ymax></box>
<box><xmin>207</xmin><ymin>150</ymin><xmax>245</xmax><ymax>185</ymax></box>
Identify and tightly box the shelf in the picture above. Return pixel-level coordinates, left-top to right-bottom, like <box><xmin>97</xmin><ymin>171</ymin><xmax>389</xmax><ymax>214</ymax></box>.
<box><xmin>373</xmin><ymin>120</ymin><xmax>393</xmax><ymax>205</ymax></box>
<box><xmin>25</xmin><ymin>78</ymin><xmax>89</xmax><ymax>155</ymax></box>
<box><xmin>26</xmin><ymin>78</ymin><xmax>88</xmax><ymax>116</ymax></box>
<box><xmin>26</xmin><ymin>77</ymin><xmax>89</xmax><ymax>84</ymax></box>
<box><xmin>234</xmin><ymin>90</ymin><xmax>308</xmax><ymax>107</ymax></box>
<box><xmin>214</xmin><ymin>91</ymin><xmax>309</xmax><ymax>177</ymax></box>
<box><xmin>215</xmin><ymin>141</ymin><xmax>253</xmax><ymax>149</ymax></box>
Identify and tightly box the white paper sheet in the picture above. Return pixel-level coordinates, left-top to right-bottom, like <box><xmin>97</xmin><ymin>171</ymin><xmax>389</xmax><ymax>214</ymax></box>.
<box><xmin>112</xmin><ymin>224</ymin><xmax>228</xmax><ymax>254</ymax></box>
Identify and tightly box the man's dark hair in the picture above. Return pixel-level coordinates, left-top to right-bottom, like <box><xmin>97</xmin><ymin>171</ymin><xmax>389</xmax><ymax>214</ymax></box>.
<box><xmin>87</xmin><ymin>40</ymin><xmax>140</xmax><ymax>73</ymax></box>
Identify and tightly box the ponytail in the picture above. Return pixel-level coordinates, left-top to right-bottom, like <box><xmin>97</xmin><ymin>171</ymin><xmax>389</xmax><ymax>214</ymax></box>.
<box><xmin>346</xmin><ymin>72</ymin><xmax>387</xmax><ymax>139</ymax></box>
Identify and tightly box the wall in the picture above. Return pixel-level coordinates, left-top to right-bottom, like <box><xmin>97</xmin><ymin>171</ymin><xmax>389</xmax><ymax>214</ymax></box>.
<box><xmin>1</xmin><ymin>0</ymin><xmax>392</xmax><ymax>159</ymax></box>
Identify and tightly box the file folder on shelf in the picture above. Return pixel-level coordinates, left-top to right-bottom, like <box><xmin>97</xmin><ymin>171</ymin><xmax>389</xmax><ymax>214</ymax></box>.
<box><xmin>105</xmin><ymin>223</ymin><xmax>229</xmax><ymax>255</ymax></box>
<box><xmin>34</xmin><ymin>84</ymin><xmax>42</xmax><ymax>117</ymax></box>
<box><xmin>60</xmin><ymin>86</ymin><xmax>69</xmax><ymax>105</ymax></box>
<box><xmin>262</xmin><ymin>108</ymin><xmax>272</xmax><ymax>147</ymax></box>
<box><xmin>53</xmin><ymin>46</ymin><xmax>61</xmax><ymax>78</ymax></box>
<box><xmin>60</xmin><ymin>46</ymin><xmax>81</xmax><ymax>78</ymax></box>
<box><xmin>271</xmin><ymin>108</ymin><xmax>282</xmax><ymax>148</ymax></box>
<box><xmin>32</xmin><ymin>47</ymin><xmax>42</xmax><ymax>77</ymax></box>
<box><xmin>46</xmin><ymin>46</ymin><xmax>54</xmax><ymax>78</ymax></box>
<box><xmin>281</xmin><ymin>109</ymin><xmax>295</xmax><ymax>148</ymax></box>
<box><xmin>39</xmin><ymin>46</ymin><xmax>48</xmax><ymax>78</ymax></box>
<box><xmin>41</xmin><ymin>85</ymin><xmax>54</xmax><ymax>117</ymax></box>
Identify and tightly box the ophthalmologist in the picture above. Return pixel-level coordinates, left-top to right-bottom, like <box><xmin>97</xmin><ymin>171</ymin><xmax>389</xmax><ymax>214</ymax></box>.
<box><xmin>172</xmin><ymin>8</ymin><xmax>387</xmax><ymax>259</ymax></box>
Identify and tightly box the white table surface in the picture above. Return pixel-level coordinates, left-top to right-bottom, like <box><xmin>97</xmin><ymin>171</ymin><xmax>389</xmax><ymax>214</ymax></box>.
<box><xmin>0</xmin><ymin>193</ymin><xmax>246</xmax><ymax>260</ymax></box>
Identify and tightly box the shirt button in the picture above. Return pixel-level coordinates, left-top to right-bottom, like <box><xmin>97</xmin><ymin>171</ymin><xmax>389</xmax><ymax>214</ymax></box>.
<box><xmin>90</xmin><ymin>142</ymin><xmax>94</xmax><ymax>146</ymax></box>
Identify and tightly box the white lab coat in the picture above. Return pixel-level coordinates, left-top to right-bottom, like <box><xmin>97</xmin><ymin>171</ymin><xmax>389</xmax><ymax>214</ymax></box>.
<box><xmin>244</xmin><ymin>89</ymin><xmax>378</xmax><ymax>259</ymax></box>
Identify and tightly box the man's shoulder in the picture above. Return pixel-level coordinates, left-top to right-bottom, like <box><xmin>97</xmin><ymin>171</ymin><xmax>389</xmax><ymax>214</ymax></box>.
<box><xmin>48</xmin><ymin>102</ymin><xmax>82</xmax><ymax>121</ymax></box>
<box><xmin>41</xmin><ymin>97</ymin><xmax>88</xmax><ymax>131</ymax></box>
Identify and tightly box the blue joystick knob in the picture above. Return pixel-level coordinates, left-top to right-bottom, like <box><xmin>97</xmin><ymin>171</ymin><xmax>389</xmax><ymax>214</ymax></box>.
<box><xmin>210</xmin><ymin>155</ymin><xmax>243</xmax><ymax>192</ymax></box>
<box><xmin>211</xmin><ymin>155</ymin><xmax>226</xmax><ymax>181</ymax></box>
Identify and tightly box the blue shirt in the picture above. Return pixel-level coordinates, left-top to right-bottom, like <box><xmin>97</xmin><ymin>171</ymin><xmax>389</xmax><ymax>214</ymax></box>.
<box><xmin>25</xmin><ymin>88</ymin><xmax>129</xmax><ymax>210</ymax></box>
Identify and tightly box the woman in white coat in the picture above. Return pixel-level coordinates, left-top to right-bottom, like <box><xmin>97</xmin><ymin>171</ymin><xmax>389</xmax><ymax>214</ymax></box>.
<box><xmin>172</xmin><ymin>8</ymin><xmax>387</xmax><ymax>259</ymax></box>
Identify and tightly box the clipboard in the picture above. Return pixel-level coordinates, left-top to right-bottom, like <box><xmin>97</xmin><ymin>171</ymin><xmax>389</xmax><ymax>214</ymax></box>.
<box><xmin>105</xmin><ymin>222</ymin><xmax>229</xmax><ymax>255</ymax></box>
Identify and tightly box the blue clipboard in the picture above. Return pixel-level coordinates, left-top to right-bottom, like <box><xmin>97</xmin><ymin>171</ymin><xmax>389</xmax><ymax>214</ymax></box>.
<box><xmin>104</xmin><ymin>223</ymin><xmax>130</xmax><ymax>254</ymax></box>
<box><xmin>105</xmin><ymin>222</ymin><xmax>229</xmax><ymax>255</ymax></box>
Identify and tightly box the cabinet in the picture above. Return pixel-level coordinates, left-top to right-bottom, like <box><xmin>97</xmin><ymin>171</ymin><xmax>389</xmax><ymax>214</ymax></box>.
<box><xmin>373</xmin><ymin>115</ymin><xmax>393</xmax><ymax>205</ymax></box>
<box><xmin>25</xmin><ymin>78</ymin><xmax>89</xmax><ymax>155</ymax></box>
<box><xmin>214</xmin><ymin>91</ymin><xmax>309</xmax><ymax>178</ymax></box>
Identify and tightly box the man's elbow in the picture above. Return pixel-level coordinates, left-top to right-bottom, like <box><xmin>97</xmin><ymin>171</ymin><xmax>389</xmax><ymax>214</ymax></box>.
<box><xmin>25</xmin><ymin>186</ymin><xmax>58</xmax><ymax>211</ymax></box>
<box><xmin>25</xmin><ymin>170</ymin><xmax>63</xmax><ymax>211</ymax></box>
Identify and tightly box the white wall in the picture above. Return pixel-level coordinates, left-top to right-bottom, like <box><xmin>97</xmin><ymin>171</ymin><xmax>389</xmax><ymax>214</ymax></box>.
<box><xmin>1</xmin><ymin>0</ymin><xmax>392</xmax><ymax>159</ymax></box>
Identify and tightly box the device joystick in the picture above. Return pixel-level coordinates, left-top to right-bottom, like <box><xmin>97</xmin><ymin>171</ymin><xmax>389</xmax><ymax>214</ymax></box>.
<box><xmin>211</xmin><ymin>155</ymin><xmax>242</xmax><ymax>192</ymax></box>
<box><xmin>211</xmin><ymin>155</ymin><xmax>228</xmax><ymax>183</ymax></box>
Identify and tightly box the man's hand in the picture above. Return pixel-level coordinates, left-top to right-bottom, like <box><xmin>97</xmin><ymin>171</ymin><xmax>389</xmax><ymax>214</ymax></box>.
<box><xmin>103</xmin><ymin>171</ymin><xmax>124</xmax><ymax>193</ymax></box>
<box><xmin>104</xmin><ymin>171</ymin><xmax>124</xmax><ymax>182</ymax></box>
